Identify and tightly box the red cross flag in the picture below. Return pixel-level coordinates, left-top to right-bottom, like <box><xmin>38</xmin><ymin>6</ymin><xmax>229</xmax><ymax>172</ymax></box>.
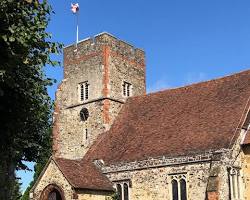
<box><xmin>71</xmin><ymin>3</ymin><xmax>79</xmax><ymax>13</ymax></box>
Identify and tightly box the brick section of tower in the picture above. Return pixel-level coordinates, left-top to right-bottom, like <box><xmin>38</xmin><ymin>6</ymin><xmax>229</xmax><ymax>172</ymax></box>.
<box><xmin>52</xmin><ymin>32</ymin><xmax>146</xmax><ymax>159</ymax></box>
<box><xmin>102</xmin><ymin>45</ymin><xmax>111</xmax><ymax>124</ymax></box>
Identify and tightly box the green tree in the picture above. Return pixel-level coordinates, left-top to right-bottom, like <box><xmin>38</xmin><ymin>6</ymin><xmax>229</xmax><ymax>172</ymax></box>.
<box><xmin>110</xmin><ymin>192</ymin><xmax>119</xmax><ymax>200</ymax></box>
<box><xmin>11</xmin><ymin>177</ymin><xmax>22</xmax><ymax>200</ymax></box>
<box><xmin>21</xmin><ymin>128</ymin><xmax>52</xmax><ymax>200</ymax></box>
<box><xmin>0</xmin><ymin>0</ymin><xmax>61</xmax><ymax>199</ymax></box>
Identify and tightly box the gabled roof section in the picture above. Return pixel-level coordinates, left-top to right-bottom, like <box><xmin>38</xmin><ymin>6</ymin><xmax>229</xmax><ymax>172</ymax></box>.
<box><xmin>86</xmin><ymin>70</ymin><xmax>250</xmax><ymax>164</ymax></box>
<box><xmin>30</xmin><ymin>157</ymin><xmax>53</xmax><ymax>192</ymax></box>
<box><xmin>54</xmin><ymin>157</ymin><xmax>113</xmax><ymax>191</ymax></box>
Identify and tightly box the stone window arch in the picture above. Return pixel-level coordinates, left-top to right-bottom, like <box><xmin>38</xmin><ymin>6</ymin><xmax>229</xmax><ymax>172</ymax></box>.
<box><xmin>39</xmin><ymin>184</ymin><xmax>65</xmax><ymax>200</ymax></box>
<box><xmin>170</xmin><ymin>174</ymin><xmax>187</xmax><ymax>200</ymax></box>
<box><xmin>171</xmin><ymin>179</ymin><xmax>178</xmax><ymax>200</ymax></box>
<box><xmin>115</xmin><ymin>180</ymin><xmax>131</xmax><ymax>200</ymax></box>
<box><xmin>229</xmin><ymin>167</ymin><xmax>242</xmax><ymax>200</ymax></box>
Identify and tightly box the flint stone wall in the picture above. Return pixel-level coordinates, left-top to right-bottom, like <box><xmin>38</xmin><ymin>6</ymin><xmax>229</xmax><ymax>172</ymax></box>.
<box><xmin>31</xmin><ymin>160</ymin><xmax>73</xmax><ymax>200</ymax></box>
<box><xmin>54</xmin><ymin>33</ymin><xmax>145</xmax><ymax>159</ymax></box>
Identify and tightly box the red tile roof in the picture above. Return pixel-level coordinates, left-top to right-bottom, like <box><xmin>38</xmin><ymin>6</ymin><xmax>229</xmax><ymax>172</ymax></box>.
<box><xmin>54</xmin><ymin>158</ymin><xmax>113</xmax><ymax>191</ymax></box>
<box><xmin>86</xmin><ymin>70</ymin><xmax>250</xmax><ymax>164</ymax></box>
<box><xmin>55</xmin><ymin>70</ymin><xmax>250</xmax><ymax>191</ymax></box>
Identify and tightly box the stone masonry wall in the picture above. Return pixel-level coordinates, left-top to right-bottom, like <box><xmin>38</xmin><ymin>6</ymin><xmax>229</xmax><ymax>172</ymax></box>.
<box><xmin>99</xmin><ymin>129</ymin><xmax>250</xmax><ymax>200</ymax></box>
<box><xmin>242</xmin><ymin>146</ymin><xmax>250</xmax><ymax>200</ymax></box>
<box><xmin>32</xmin><ymin>160</ymin><xmax>73</xmax><ymax>200</ymax></box>
<box><xmin>55</xmin><ymin>101</ymin><xmax>105</xmax><ymax>159</ymax></box>
<box><xmin>106</xmin><ymin>161</ymin><xmax>211</xmax><ymax>200</ymax></box>
<box><xmin>226</xmin><ymin>129</ymin><xmax>250</xmax><ymax>200</ymax></box>
<box><xmin>53</xmin><ymin>33</ymin><xmax>146</xmax><ymax>159</ymax></box>
<box><xmin>77</xmin><ymin>190</ymin><xmax>112</xmax><ymax>200</ymax></box>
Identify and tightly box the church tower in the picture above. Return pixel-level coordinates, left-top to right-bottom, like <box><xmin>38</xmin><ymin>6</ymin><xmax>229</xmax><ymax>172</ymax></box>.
<box><xmin>53</xmin><ymin>33</ymin><xmax>146</xmax><ymax>159</ymax></box>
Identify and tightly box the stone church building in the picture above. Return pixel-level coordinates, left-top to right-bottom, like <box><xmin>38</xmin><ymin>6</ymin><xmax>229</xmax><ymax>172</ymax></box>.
<box><xmin>31</xmin><ymin>32</ymin><xmax>250</xmax><ymax>200</ymax></box>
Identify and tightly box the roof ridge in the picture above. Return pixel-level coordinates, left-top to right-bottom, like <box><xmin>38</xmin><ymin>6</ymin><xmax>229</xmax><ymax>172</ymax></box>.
<box><xmin>145</xmin><ymin>69</ymin><xmax>250</xmax><ymax>97</ymax></box>
<box><xmin>86</xmin><ymin>68</ymin><xmax>250</xmax><ymax>164</ymax></box>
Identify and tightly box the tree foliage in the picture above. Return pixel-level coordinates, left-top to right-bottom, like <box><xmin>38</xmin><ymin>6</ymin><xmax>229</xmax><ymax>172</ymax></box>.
<box><xmin>21</xmin><ymin>128</ymin><xmax>52</xmax><ymax>200</ymax></box>
<box><xmin>11</xmin><ymin>177</ymin><xmax>22</xmax><ymax>200</ymax></box>
<box><xmin>0</xmin><ymin>0</ymin><xmax>61</xmax><ymax>199</ymax></box>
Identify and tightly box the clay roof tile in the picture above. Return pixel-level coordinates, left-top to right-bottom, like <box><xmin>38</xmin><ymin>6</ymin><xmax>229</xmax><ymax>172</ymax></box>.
<box><xmin>54</xmin><ymin>157</ymin><xmax>113</xmax><ymax>191</ymax></box>
<box><xmin>87</xmin><ymin>70</ymin><xmax>250</xmax><ymax>164</ymax></box>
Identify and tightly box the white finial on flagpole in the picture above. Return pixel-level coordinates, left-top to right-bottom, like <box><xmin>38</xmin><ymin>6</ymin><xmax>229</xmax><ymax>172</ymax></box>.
<box><xmin>71</xmin><ymin>3</ymin><xmax>80</xmax><ymax>50</ymax></box>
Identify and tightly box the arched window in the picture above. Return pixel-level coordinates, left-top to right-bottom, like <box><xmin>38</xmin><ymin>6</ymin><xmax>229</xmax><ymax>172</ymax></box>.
<box><xmin>40</xmin><ymin>184</ymin><xmax>65</xmax><ymax>200</ymax></box>
<box><xmin>229</xmin><ymin>168</ymin><xmax>241</xmax><ymax>200</ymax></box>
<box><xmin>79</xmin><ymin>81</ymin><xmax>89</xmax><ymax>102</ymax></box>
<box><xmin>115</xmin><ymin>181</ymin><xmax>130</xmax><ymax>200</ymax></box>
<box><xmin>124</xmin><ymin>183</ymin><xmax>129</xmax><ymax>200</ymax></box>
<box><xmin>117</xmin><ymin>184</ymin><xmax>122</xmax><ymax>200</ymax></box>
<box><xmin>172</xmin><ymin>179</ymin><xmax>178</xmax><ymax>200</ymax></box>
<box><xmin>170</xmin><ymin>174</ymin><xmax>187</xmax><ymax>200</ymax></box>
<box><xmin>122</xmin><ymin>82</ymin><xmax>132</xmax><ymax>97</ymax></box>
<box><xmin>180</xmin><ymin>179</ymin><xmax>187</xmax><ymax>200</ymax></box>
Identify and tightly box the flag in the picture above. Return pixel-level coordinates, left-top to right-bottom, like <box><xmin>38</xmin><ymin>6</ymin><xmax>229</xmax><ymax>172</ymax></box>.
<box><xmin>71</xmin><ymin>3</ymin><xmax>79</xmax><ymax>13</ymax></box>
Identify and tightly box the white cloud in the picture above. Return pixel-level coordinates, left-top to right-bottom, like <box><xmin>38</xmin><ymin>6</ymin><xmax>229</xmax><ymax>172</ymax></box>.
<box><xmin>147</xmin><ymin>79</ymin><xmax>171</xmax><ymax>93</ymax></box>
<box><xmin>186</xmin><ymin>72</ymin><xmax>207</xmax><ymax>84</ymax></box>
<box><xmin>147</xmin><ymin>72</ymin><xmax>207</xmax><ymax>93</ymax></box>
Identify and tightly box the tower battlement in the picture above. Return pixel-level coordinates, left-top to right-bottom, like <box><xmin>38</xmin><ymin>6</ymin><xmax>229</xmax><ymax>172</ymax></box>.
<box><xmin>63</xmin><ymin>32</ymin><xmax>145</xmax><ymax>78</ymax></box>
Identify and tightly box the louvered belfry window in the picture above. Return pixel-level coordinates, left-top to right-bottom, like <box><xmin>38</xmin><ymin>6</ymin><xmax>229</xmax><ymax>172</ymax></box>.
<box><xmin>122</xmin><ymin>81</ymin><xmax>132</xmax><ymax>97</ymax></box>
<box><xmin>79</xmin><ymin>81</ymin><xmax>89</xmax><ymax>101</ymax></box>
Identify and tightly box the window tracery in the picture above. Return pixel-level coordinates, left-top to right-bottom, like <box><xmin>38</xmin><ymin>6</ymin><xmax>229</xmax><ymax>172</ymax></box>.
<box><xmin>115</xmin><ymin>180</ymin><xmax>130</xmax><ymax>200</ymax></box>
<box><xmin>229</xmin><ymin>168</ymin><xmax>242</xmax><ymax>200</ymax></box>
<box><xmin>170</xmin><ymin>174</ymin><xmax>187</xmax><ymax>200</ymax></box>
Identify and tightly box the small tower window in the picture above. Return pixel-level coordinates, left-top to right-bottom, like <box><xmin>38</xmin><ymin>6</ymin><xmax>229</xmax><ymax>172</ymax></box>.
<box><xmin>83</xmin><ymin>128</ymin><xmax>89</xmax><ymax>146</ymax></box>
<box><xmin>80</xmin><ymin>108</ymin><xmax>89</xmax><ymax>121</ymax></box>
<box><xmin>122</xmin><ymin>82</ymin><xmax>132</xmax><ymax>97</ymax></box>
<box><xmin>85</xmin><ymin>128</ymin><xmax>88</xmax><ymax>140</ymax></box>
<box><xmin>79</xmin><ymin>81</ymin><xmax>89</xmax><ymax>101</ymax></box>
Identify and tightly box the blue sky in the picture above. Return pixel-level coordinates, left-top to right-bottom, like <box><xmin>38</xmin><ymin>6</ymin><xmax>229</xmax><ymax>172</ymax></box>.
<box><xmin>17</xmin><ymin>0</ymin><xmax>250</xmax><ymax>192</ymax></box>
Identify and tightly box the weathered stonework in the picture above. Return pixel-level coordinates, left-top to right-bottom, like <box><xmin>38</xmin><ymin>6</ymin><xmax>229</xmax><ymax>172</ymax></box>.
<box><xmin>77</xmin><ymin>190</ymin><xmax>112</xmax><ymax>200</ymax></box>
<box><xmin>242</xmin><ymin>146</ymin><xmax>250</xmax><ymax>199</ymax></box>
<box><xmin>31</xmin><ymin>159</ymin><xmax>73</xmax><ymax>200</ymax></box>
<box><xmin>106</xmin><ymin>161</ymin><xmax>211</xmax><ymax>200</ymax></box>
<box><xmin>54</xmin><ymin>33</ymin><xmax>146</xmax><ymax>159</ymax></box>
<box><xmin>91</xmin><ymin>128</ymin><xmax>250</xmax><ymax>200</ymax></box>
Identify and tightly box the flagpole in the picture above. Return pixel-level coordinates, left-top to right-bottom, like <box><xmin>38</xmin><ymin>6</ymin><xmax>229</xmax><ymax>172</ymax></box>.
<box><xmin>71</xmin><ymin>3</ymin><xmax>79</xmax><ymax>50</ymax></box>
<box><xmin>76</xmin><ymin>9</ymin><xmax>79</xmax><ymax>47</ymax></box>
